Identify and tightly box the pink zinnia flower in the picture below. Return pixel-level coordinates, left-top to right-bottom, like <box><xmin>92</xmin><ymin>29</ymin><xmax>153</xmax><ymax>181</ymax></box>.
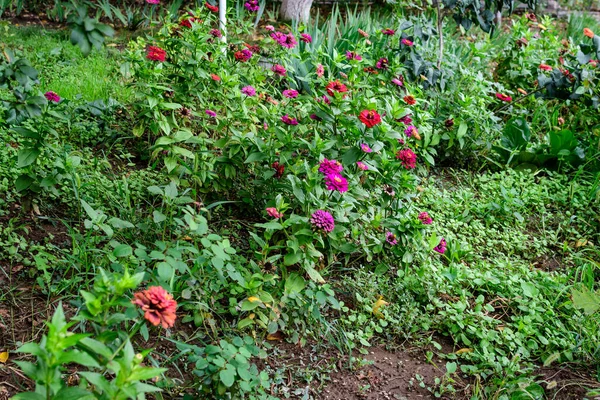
<box><xmin>360</xmin><ymin>143</ymin><xmax>372</xmax><ymax>153</ymax></box>
<box><xmin>539</xmin><ymin>63</ymin><xmax>553</xmax><ymax>71</ymax></box>
<box><xmin>385</xmin><ymin>231</ymin><xmax>398</xmax><ymax>246</ymax></box>
<box><xmin>44</xmin><ymin>91</ymin><xmax>60</xmax><ymax>103</ymax></box>
<box><xmin>404</xmin><ymin>125</ymin><xmax>418</xmax><ymax>137</ymax></box>
<box><xmin>396</xmin><ymin>148</ymin><xmax>417</xmax><ymax>169</ymax></box>
<box><xmin>266</xmin><ymin>207</ymin><xmax>283</xmax><ymax>218</ymax></box>
<box><xmin>211</xmin><ymin>73</ymin><xmax>221</xmax><ymax>81</ymax></box>
<box><xmin>434</xmin><ymin>238</ymin><xmax>447</xmax><ymax>254</ymax></box>
<box><xmin>324</xmin><ymin>173</ymin><xmax>348</xmax><ymax>192</ymax></box>
<box><xmin>495</xmin><ymin>93</ymin><xmax>512</xmax><ymax>102</ymax></box>
<box><xmin>283</xmin><ymin>89</ymin><xmax>299</xmax><ymax>98</ymax></box>
<box><xmin>300</xmin><ymin>33</ymin><xmax>312</xmax><ymax>43</ymax></box>
<box><xmin>310</xmin><ymin>210</ymin><xmax>335</xmax><ymax>232</ymax></box>
<box><xmin>132</xmin><ymin>286</ymin><xmax>177</xmax><ymax>329</ymax></box>
<box><xmin>205</xmin><ymin>109</ymin><xmax>216</xmax><ymax>117</ymax></box>
<box><xmin>271</xmin><ymin>64</ymin><xmax>287</xmax><ymax>76</ymax></box>
<box><xmin>418</xmin><ymin>212</ymin><xmax>432</xmax><ymax>225</ymax></box>
<box><xmin>346</xmin><ymin>51</ymin><xmax>362</xmax><ymax>61</ymax></box>
<box><xmin>319</xmin><ymin>159</ymin><xmax>343</xmax><ymax>175</ymax></box>
<box><xmin>357</xmin><ymin>161</ymin><xmax>368</xmax><ymax>170</ymax></box>
<box><xmin>391</xmin><ymin>78</ymin><xmax>403</xmax><ymax>86</ymax></box>
<box><xmin>401</xmin><ymin>38</ymin><xmax>413</xmax><ymax>46</ymax></box>
<box><xmin>281</xmin><ymin>115</ymin><xmax>298</xmax><ymax>125</ymax></box>
<box><xmin>265</xmin><ymin>25</ymin><xmax>275</xmax><ymax>32</ymax></box>
<box><xmin>241</xmin><ymin>86</ymin><xmax>256</xmax><ymax>96</ymax></box>
<box><xmin>316</xmin><ymin>64</ymin><xmax>324</xmax><ymax>78</ymax></box>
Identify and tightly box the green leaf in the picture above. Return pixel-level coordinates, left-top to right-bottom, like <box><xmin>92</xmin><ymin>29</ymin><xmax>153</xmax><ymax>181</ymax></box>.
<box><xmin>284</xmin><ymin>273</ymin><xmax>306</xmax><ymax>295</ymax></box>
<box><xmin>572</xmin><ymin>287</ymin><xmax>600</xmax><ymax>315</ymax></box>
<box><xmin>446</xmin><ymin>361</ymin><xmax>457</xmax><ymax>374</ymax></box>
<box><xmin>17</xmin><ymin>148</ymin><xmax>41</xmax><ymax>168</ymax></box>
<box><xmin>219</xmin><ymin>365</ymin><xmax>237</xmax><ymax>387</ymax></box>
<box><xmin>15</xmin><ymin>174</ymin><xmax>34</xmax><ymax>192</ymax></box>
<box><xmin>12</xmin><ymin>393</ymin><xmax>46</xmax><ymax>400</ymax></box>
<box><xmin>112</xmin><ymin>244</ymin><xmax>132</xmax><ymax>258</ymax></box>
<box><xmin>128</xmin><ymin>367</ymin><xmax>168</xmax><ymax>382</ymax></box>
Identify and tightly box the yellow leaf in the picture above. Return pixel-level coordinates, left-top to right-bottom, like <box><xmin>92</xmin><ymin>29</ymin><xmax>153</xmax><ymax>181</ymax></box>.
<box><xmin>538</xmin><ymin>23</ymin><xmax>547</xmax><ymax>30</ymax></box>
<box><xmin>247</xmin><ymin>296</ymin><xmax>261</xmax><ymax>303</ymax></box>
<box><xmin>372</xmin><ymin>296</ymin><xmax>389</xmax><ymax>318</ymax></box>
<box><xmin>455</xmin><ymin>348</ymin><xmax>472</xmax><ymax>355</ymax></box>
<box><xmin>0</xmin><ymin>352</ymin><xmax>8</xmax><ymax>363</ymax></box>
<box><xmin>575</xmin><ymin>239</ymin><xmax>588</xmax><ymax>248</ymax></box>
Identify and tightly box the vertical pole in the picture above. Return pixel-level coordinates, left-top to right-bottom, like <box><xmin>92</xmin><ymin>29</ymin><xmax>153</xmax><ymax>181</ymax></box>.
<box><xmin>219</xmin><ymin>0</ymin><xmax>227</xmax><ymax>44</ymax></box>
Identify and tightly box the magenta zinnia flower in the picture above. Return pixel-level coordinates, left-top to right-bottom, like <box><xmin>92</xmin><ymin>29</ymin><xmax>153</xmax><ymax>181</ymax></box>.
<box><xmin>44</xmin><ymin>91</ymin><xmax>60</xmax><ymax>103</ymax></box>
<box><xmin>244</xmin><ymin>0</ymin><xmax>259</xmax><ymax>11</ymax></box>
<box><xmin>418</xmin><ymin>212</ymin><xmax>432</xmax><ymax>225</ymax></box>
<box><xmin>300</xmin><ymin>33</ymin><xmax>312</xmax><ymax>43</ymax></box>
<box><xmin>310</xmin><ymin>210</ymin><xmax>335</xmax><ymax>232</ymax></box>
<box><xmin>281</xmin><ymin>115</ymin><xmax>298</xmax><ymax>125</ymax></box>
<box><xmin>401</xmin><ymin>38</ymin><xmax>414</xmax><ymax>46</ymax></box>
<box><xmin>146</xmin><ymin>0</ymin><xmax>160</xmax><ymax>4</ymax></box>
<box><xmin>375</xmin><ymin>57</ymin><xmax>389</xmax><ymax>70</ymax></box>
<box><xmin>434</xmin><ymin>238</ymin><xmax>447</xmax><ymax>254</ymax></box>
<box><xmin>391</xmin><ymin>78</ymin><xmax>403</xmax><ymax>86</ymax></box>
<box><xmin>360</xmin><ymin>143</ymin><xmax>372</xmax><ymax>153</ymax></box>
<box><xmin>319</xmin><ymin>159</ymin><xmax>343</xmax><ymax>175</ymax></box>
<box><xmin>266</xmin><ymin>207</ymin><xmax>283</xmax><ymax>218</ymax></box>
<box><xmin>205</xmin><ymin>110</ymin><xmax>216</xmax><ymax>117</ymax></box>
<box><xmin>385</xmin><ymin>231</ymin><xmax>398</xmax><ymax>246</ymax></box>
<box><xmin>324</xmin><ymin>173</ymin><xmax>348</xmax><ymax>192</ymax></box>
<box><xmin>404</xmin><ymin>125</ymin><xmax>418</xmax><ymax>137</ymax></box>
<box><xmin>241</xmin><ymin>86</ymin><xmax>256</xmax><ymax>96</ymax></box>
<box><xmin>396</xmin><ymin>148</ymin><xmax>417</xmax><ymax>169</ymax></box>
<box><xmin>132</xmin><ymin>286</ymin><xmax>177</xmax><ymax>329</ymax></box>
<box><xmin>357</xmin><ymin>161</ymin><xmax>368</xmax><ymax>170</ymax></box>
<box><xmin>271</xmin><ymin>64</ymin><xmax>287</xmax><ymax>76</ymax></box>
<box><xmin>382</xmin><ymin>28</ymin><xmax>395</xmax><ymax>35</ymax></box>
<box><xmin>283</xmin><ymin>89</ymin><xmax>299</xmax><ymax>98</ymax></box>
<box><xmin>346</xmin><ymin>51</ymin><xmax>362</xmax><ymax>61</ymax></box>
<box><xmin>271</xmin><ymin>32</ymin><xmax>297</xmax><ymax>49</ymax></box>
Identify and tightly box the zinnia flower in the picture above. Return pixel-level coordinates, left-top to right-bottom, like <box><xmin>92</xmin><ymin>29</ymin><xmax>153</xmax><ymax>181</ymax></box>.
<box><xmin>44</xmin><ymin>91</ymin><xmax>60</xmax><ymax>103</ymax></box>
<box><xmin>495</xmin><ymin>92</ymin><xmax>512</xmax><ymax>102</ymax></box>
<box><xmin>358</xmin><ymin>28</ymin><xmax>369</xmax><ymax>38</ymax></box>
<box><xmin>316</xmin><ymin>64</ymin><xmax>324</xmax><ymax>77</ymax></box>
<box><xmin>244</xmin><ymin>0</ymin><xmax>259</xmax><ymax>11</ymax></box>
<box><xmin>281</xmin><ymin>115</ymin><xmax>298</xmax><ymax>125</ymax></box>
<box><xmin>205</xmin><ymin>2</ymin><xmax>218</xmax><ymax>12</ymax></box>
<box><xmin>403</xmin><ymin>95</ymin><xmax>416</xmax><ymax>105</ymax></box>
<box><xmin>325</xmin><ymin>80</ymin><xmax>348</xmax><ymax>97</ymax></box>
<box><xmin>324</xmin><ymin>173</ymin><xmax>348</xmax><ymax>192</ymax></box>
<box><xmin>391</xmin><ymin>78</ymin><xmax>403</xmax><ymax>86</ymax></box>
<box><xmin>396</xmin><ymin>148</ymin><xmax>417</xmax><ymax>169</ymax></box>
<box><xmin>266</xmin><ymin>207</ymin><xmax>283</xmax><ymax>218</ymax></box>
<box><xmin>310</xmin><ymin>210</ymin><xmax>335</xmax><ymax>232</ymax></box>
<box><xmin>401</xmin><ymin>38</ymin><xmax>413</xmax><ymax>46</ymax></box>
<box><xmin>132</xmin><ymin>286</ymin><xmax>177</xmax><ymax>329</ymax></box>
<box><xmin>300</xmin><ymin>33</ymin><xmax>312</xmax><ymax>43</ymax></box>
<box><xmin>364</xmin><ymin>66</ymin><xmax>378</xmax><ymax>74</ymax></box>
<box><xmin>434</xmin><ymin>238</ymin><xmax>447</xmax><ymax>254</ymax></box>
<box><xmin>444</xmin><ymin>118</ymin><xmax>454</xmax><ymax>128</ymax></box>
<box><xmin>241</xmin><ymin>86</ymin><xmax>256</xmax><ymax>96</ymax></box>
<box><xmin>146</xmin><ymin>0</ymin><xmax>160</xmax><ymax>3</ymax></box>
<box><xmin>146</xmin><ymin>46</ymin><xmax>166</xmax><ymax>62</ymax></box>
<box><xmin>180</xmin><ymin>17</ymin><xmax>195</xmax><ymax>28</ymax></box>
<box><xmin>404</xmin><ymin>125</ymin><xmax>418</xmax><ymax>137</ymax></box>
<box><xmin>317</xmin><ymin>95</ymin><xmax>331</xmax><ymax>105</ymax></box>
<box><xmin>319</xmin><ymin>159</ymin><xmax>343</xmax><ymax>175</ymax></box>
<box><xmin>397</xmin><ymin>114</ymin><xmax>412</xmax><ymax>125</ymax></box>
<box><xmin>539</xmin><ymin>64</ymin><xmax>553</xmax><ymax>71</ymax></box>
<box><xmin>205</xmin><ymin>109</ymin><xmax>216</xmax><ymax>117</ymax></box>
<box><xmin>272</xmin><ymin>161</ymin><xmax>284</xmax><ymax>178</ymax></box>
<box><xmin>360</xmin><ymin>143</ymin><xmax>372</xmax><ymax>153</ymax></box>
<box><xmin>210</xmin><ymin>29</ymin><xmax>222</xmax><ymax>38</ymax></box>
<box><xmin>271</xmin><ymin>32</ymin><xmax>297</xmax><ymax>49</ymax></box>
<box><xmin>265</xmin><ymin>25</ymin><xmax>275</xmax><ymax>31</ymax></box>
<box><xmin>376</xmin><ymin>57</ymin><xmax>389</xmax><ymax>70</ymax></box>
<box><xmin>211</xmin><ymin>73</ymin><xmax>221</xmax><ymax>81</ymax></box>
<box><xmin>234</xmin><ymin>49</ymin><xmax>253</xmax><ymax>62</ymax></box>
<box><xmin>283</xmin><ymin>89</ymin><xmax>299</xmax><ymax>98</ymax></box>
<box><xmin>584</xmin><ymin>28</ymin><xmax>595</xmax><ymax>38</ymax></box>
<box><xmin>359</xmin><ymin>110</ymin><xmax>382</xmax><ymax>128</ymax></box>
<box><xmin>418</xmin><ymin>212</ymin><xmax>432</xmax><ymax>225</ymax></box>
<box><xmin>346</xmin><ymin>51</ymin><xmax>362</xmax><ymax>61</ymax></box>
<box><xmin>385</xmin><ymin>231</ymin><xmax>398</xmax><ymax>246</ymax></box>
<box><xmin>357</xmin><ymin>161</ymin><xmax>368</xmax><ymax>170</ymax></box>
<box><xmin>271</xmin><ymin>64</ymin><xmax>287</xmax><ymax>76</ymax></box>
<box><xmin>381</xmin><ymin>28</ymin><xmax>395</xmax><ymax>35</ymax></box>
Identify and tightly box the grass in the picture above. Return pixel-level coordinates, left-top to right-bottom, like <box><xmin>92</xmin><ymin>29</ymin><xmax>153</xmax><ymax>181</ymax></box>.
<box><xmin>1</xmin><ymin>23</ymin><xmax>133</xmax><ymax>102</ymax></box>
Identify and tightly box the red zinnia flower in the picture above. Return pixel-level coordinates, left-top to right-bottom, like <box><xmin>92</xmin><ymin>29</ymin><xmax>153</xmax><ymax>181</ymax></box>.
<box><xmin>205</xmin><ymin>2</ymin><xmax>218</xmax><ymax>12</ymax></box>
<box><xmin>495</xmin><ymin>93</ymin><xmax>512</xmax><ymax>102</ymax></box>
<box><xmin>132</xmin><ymin>286</ymin><xmax>177</xmax><ymax>328</ymax></box>
<box><xmin>272</xmin><ymin>161</ymin><xmax>285</xmax><ymax>178</ymax></box>
<box><xmin>146</xmin><ymin>46</ymin><xmax>166</xmax><ymax>62</ymax></box>
<box><xmin>326</xmin><ymin>80</ymin><xmax>348</xmax><ymax>97</ymax></box>
<box><xmin>403</xmin><ymin>95</ymin><xmax>416</xmax><ymax>105</ymax></box>
<box><xmin>584</xmin><ymin>28</ymin><xmax>595</xmax><ymax>38</ymax></box>
<box><xmin>211</xmin><ymin>73</ymin><xmax>221</xmax><ymax>81</ymax></box>
<box><xmin>539</xmin><ymin>64</ymin><xmax>553</xmax><ymax>71</ymax></box>
<box><xmin>359</xmin><ymin>110</ymin><xmax>382</xmax><ymax>128</ymax></box>
<box><xmin>234</xmin><ymin>49</ymin><xmax>252</xmax><ymax>62</ymax></box>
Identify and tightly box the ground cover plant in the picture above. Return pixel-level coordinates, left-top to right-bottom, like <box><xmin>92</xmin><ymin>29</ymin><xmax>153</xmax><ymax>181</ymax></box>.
<box><xmin>0</xmin><ymin>0</ymin><xmax>600</xmax><ymax>399</ymax></box>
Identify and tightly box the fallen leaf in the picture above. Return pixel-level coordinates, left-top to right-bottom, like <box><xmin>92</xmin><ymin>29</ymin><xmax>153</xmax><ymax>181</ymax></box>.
<box><xmin>372</xmin><ymin>296</ymin><xmax>389</xmax><ymax>318</ymax></box>
<box><xmin>266</xmin><ymin>331</ymin><xmax>285</xmax><ymax>341</ymax></box>
<box><xmin>0</xmin><ymin>352</ymin><xmax>8</xmax><ymax>363</ymax></box>
<box><xmin>455</xmin><ymin>348</ymin><xmax>473</xmax><ymax>354</ymax></box>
